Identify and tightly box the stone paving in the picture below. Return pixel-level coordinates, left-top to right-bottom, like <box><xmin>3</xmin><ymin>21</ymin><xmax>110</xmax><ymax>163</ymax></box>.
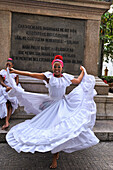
<box><xmin>0</xmin><ymin>142</ymin><xmax>113</xmax><ymax>170</ymax></box>
<box><xmin>0</xmin><ymin>94</ymin><xmax>113</xmax><ymax>169</ymax></box>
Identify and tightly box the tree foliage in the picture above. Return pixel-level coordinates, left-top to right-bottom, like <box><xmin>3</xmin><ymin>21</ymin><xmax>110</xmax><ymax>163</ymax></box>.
<box><xmin>100</xmin><ymin>11</ymin><xmax>113</xmax><ymax>62</ymax></box>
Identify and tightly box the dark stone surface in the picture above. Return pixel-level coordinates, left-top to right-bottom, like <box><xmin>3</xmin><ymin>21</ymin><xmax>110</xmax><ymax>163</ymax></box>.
<box><xmin>0</xmin><ymin>142</ymin><xmax>113</xmax><ymax>169</ymax></box>
<box><xmin>11</xmin><ymin>13</ymin><xmax>85</xmax><ymax>74</ymax></box>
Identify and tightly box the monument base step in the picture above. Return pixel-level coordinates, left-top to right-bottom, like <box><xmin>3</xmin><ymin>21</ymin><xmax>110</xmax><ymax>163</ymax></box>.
<box><xmin>93</xmin><ymin>120</ymin><xmax>113</xmax><ymax>141</ymax></box>
<box><xmin>19</xmin><ymin>76</ymin><xmax>109</xmax><ymax>95</ymax></box>
<box><xmin>0</xmin><ymin>119</ymin><xmax>25</xmax><ymax>143</ymax></box>
<box><xmin>10</xmin><ymin>93</ymin><xmax>113</xmax><ymax>120</ymax></box>
<box><xmin>95</xmin><ymin>93</ymin><xmax>113</xmax><ymax>120</ymax></box>
<box><xmin>0</xmin><ymin>119</ymin><xmax>113</xmax><ymax>143</ymax></box>
<box><xmin>11</xmin><ymin>109</ymin><xmax>34</xmax><ymax>119</ymax></box>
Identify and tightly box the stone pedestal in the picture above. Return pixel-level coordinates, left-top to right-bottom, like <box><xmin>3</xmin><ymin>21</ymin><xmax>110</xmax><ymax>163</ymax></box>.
<box><xmin>95</xmin><ymin>76</ymin><xmax>109</xmax><ymax>95</ymax></box>
<box><xmin>0</xmin><ymin>1</ymin><xmax>113</xmax><ymax>144</ymax></box>
<box><xmin>95</xmin><ymin>94</ymin><xmax>113</xmax><ymax>120</ymax></box>
<box><xmin>84</xmin><ymin>20</ymin><xmax>100</xmax><ymax>76</ymax></box>
<box><xmin>19</xmin><ymin>75</ymin><xmax>109</xmax><ymax>95</ymax></box>
<box><xmin>0</xmin><ymin>11</ymin><xmax>11</xmax><ymax>68</ymax></box>
<box><xmin>0</xmin><ymin>0</ymin><xmax>112</xmax><ymax>94</ymax></box>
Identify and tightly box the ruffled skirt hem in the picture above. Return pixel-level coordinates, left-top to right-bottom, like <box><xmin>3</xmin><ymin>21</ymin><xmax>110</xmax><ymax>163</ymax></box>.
<box><xmin>6</xmin><ymin>124</ymin><xmax>99</xmax><ymax>154</ymax></box>
<box><xmin>6</xmin><ymin>67</ymin><xmax>99</xmax><ymax>153</ymax></box>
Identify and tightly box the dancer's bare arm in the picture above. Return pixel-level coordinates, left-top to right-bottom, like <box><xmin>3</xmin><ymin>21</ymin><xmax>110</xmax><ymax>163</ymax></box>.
<box><xmin>10</xmin><ymin>68</ymin><xmax>48</xmax><ymax>81</ymax></box>
<box><xmin>0</xmin><ymin>75</ymin><xmax>8</xmax><ymax>88</ymax></box>
<box><xmin>71</xmin><ymin>66</ymin><xmax>84</xmax><ymax>85</ymax></box>
<box><xmin>0</xmin><ymin>75</ymin><xmax>12</xmax><ymax>91</ymax></box>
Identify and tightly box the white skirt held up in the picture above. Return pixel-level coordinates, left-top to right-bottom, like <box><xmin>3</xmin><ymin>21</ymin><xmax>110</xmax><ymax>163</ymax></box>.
<box><xmin>6</xmin><ymin>67</ymin><xmax>99</xmax><ymax>154</ymax></box>
<box><xmin>0</xmin><ymin>86</ymin><xmax>18</xmax><ymax>119</ymax></box>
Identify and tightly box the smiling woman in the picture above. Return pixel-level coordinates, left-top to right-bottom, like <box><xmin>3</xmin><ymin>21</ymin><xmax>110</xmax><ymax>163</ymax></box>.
<box><xmin>6</xmin><ymin>55</ymin><xmax>99</xmax><ymax>169</ymax></box>
<box><xmin>52</xmin><ymin>55</ymin><xmax>63</xmax><ymax>78</ymax></box>
<box><xmin>52</xmin><ymin>63</ymin><xmax>62</xmax><ymax>77</ymax></box>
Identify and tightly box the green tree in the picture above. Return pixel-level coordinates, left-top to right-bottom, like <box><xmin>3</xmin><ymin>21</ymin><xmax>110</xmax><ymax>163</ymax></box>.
<box><xmin>99</xmin><ymin>10</ymin><xmax>113</xmax><ymax>76</ymax></box>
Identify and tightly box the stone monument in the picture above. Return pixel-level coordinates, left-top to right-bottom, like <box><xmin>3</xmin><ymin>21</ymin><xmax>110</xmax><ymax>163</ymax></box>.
<box><xmin>0</xmin><ymin>1</ymin><xmax>113</xmax><ymax>142</ymax></box>
<box><xmin>11</xmin><ymin>13</ymin><xmax>85</xmax><ymax>75</ymax></box>
<box><xmin>0</xmin><ymin>0</ymin><xmax>112</xmax><ymax>120</ymax></box>
<box><xmin>0</xmin><ymin>0</ymin><xmax>111</xmax><ymax>95</ymax></box>
<box><xmin>0</xmin><ymin>0</ymin><xmax>111</xmax><ymax>75</ymax></box>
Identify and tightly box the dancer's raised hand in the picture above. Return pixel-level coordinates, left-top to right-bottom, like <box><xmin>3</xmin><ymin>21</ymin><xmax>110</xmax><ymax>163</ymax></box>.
<box><xmin>80</xmin><ymin>66</ymin><xmax>84</xmax><ymax>72</ymax></box>
<box><xmin>9</xmin><ymin>68</ymin><xmax>15</xmax><ymax>73</ymax></box>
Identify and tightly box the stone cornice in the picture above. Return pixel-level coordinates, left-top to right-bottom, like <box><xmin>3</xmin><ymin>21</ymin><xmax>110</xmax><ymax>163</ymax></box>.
<box><xmin>0</xmin><ymin>0</ymin><xmax>112</xmax><ymax>20</ymax></box>
<box><xmin>0</xmin><ymin>0</ymin><xmax>111</xmax><ymax>8</ymax></box>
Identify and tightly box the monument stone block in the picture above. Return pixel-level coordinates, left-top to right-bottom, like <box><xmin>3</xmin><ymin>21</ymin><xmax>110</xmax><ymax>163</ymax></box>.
<box><xmin>0</xmin><ymin>11</ymin><xmax>11</xmax><ymax>68</ymax></box>
<box><xmin>0</xmin><ymin>0</ymin><xmax>112</xmax><ymax>95</ymax></box>
<box><xmin>11</xmin><ymin>13</ymin><xmax>85</xmax><ymax>74</ymax></box>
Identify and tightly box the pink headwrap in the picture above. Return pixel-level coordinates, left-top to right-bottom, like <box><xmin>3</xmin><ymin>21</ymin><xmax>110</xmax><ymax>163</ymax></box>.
<box><xmin>7</xmin><ymin>58</ymin><xmax>13</xmax><ymax>64</ymax></box>
<box><xmin>52</xmin><ymin>55</ymin><xmax>64</xmax><ymax>67</ymax></box>
<box><xmin>7</xmin><ymin>58</ymin><xmax>13</xmax><ymax>61</ymax></box>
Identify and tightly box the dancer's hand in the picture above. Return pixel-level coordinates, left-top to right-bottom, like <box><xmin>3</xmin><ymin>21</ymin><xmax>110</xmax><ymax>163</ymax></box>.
<box><xmin>80</xmin><ymin>66</ymin><xmax>84</xmax><ymax>77</ymax></box>
<box><xmin>9</xmin><ymin>68</ymin><xmax>15</xmax><ymax>73</ymax></box>
<box><xmin>6</xmin><ymin>86</ymin><xmax>12</xmax><ymax>92</ymax></box>
<box><xmin>80</xmin><ymin>66</ymin><xmax>84</xmax><ymax>72</ymax></box>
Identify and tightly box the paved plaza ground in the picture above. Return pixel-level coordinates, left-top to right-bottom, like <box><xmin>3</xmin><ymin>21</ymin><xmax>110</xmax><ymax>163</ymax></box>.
<box><xmin>0</xmin><ymin>142</ymin><xmax>113</xmax><ymax>170</ymax></box>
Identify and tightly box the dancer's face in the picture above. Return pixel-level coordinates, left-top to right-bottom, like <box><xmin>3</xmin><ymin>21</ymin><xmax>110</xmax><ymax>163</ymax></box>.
<box><xmin>6</xmin><ymin>61</ymin><xmax>13</xmax><ymax>69</ymax></box>
<box><xmin>52</xmin><ymin>62</ymin><xmax>62</xmax><ymax>77</ymax></box>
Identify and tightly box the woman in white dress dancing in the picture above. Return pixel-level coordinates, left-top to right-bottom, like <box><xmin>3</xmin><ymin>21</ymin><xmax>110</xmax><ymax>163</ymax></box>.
<box><xmin>0</xmin><ymin>58</ymin><xmax>18</xmax><ymax>130</ymax></box>
<box><xmin>6</xmin><ymin>55</ymin><xmax>99</xmax><ymax>169</ymax></box>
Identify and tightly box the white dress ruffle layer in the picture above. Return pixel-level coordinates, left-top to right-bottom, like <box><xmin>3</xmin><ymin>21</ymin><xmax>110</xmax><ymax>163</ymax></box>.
<box><xmin>6</xmin><ymin>67</ymin><xmax>99</xmax><ymax>154</ymax></box>
<box><xmin>0</xmin><ymin>69</ymin><xmax>18</xmax><ymax>118</ymax></box>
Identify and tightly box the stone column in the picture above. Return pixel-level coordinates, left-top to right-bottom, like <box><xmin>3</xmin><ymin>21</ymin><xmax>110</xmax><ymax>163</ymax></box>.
<box><xmin>84</xmin><ymin>19</ymin><xmax>109</xmax><ymax>95</ymax></box>
<box><xmin>0</xmin><ymin>11</ymin><xmax>11</xmax><ymax>70</ymax></box>
<box><xmin>84</xmin><ymin>20</ymin><xmax>100</xmax><ymax>76</ymax></box>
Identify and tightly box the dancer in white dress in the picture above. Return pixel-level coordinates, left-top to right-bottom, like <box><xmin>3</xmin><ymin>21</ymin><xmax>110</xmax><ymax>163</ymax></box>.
<box><xmin>0</xmin><ymin>58</ymin><xmax>19</xmax><ymax>130</ymax></box>
<box><xmin>6</xmin><ymin>55</ymin><xmax>99</xmax><ymax>169</ymax></box>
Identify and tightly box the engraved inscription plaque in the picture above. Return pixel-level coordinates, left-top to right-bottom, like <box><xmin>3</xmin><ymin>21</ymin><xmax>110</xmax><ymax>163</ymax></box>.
<box><xmin>11</xmin><ymin>13</ymin><xmax>85</xmax><ymax>74</ymax></box>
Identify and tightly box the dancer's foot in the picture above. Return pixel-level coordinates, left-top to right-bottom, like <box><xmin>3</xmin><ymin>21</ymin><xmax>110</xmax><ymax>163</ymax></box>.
<box><xmin>56</xmin><ymin>153</ymin><xmax>59</xmax><ymax>160</ymax></box>
<box><xmin>50</xmin><ymin>159</ymin><xmax>57</xmax><ymax>169</ymax></box>
<box><xmin>50</xmin><ymin>153</ymin><xmax>58</xmax><ymax>169</ymax></box>
<box><xmin>2</xmin><ymin>122</ymin><xmax>9</xmax><ymax>130</ymax></box>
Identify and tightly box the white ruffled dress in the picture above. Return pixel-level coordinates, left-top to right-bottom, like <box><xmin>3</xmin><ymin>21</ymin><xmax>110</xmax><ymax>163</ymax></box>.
<box><xmin>0</xmin><ymin>69</ymin><xmax>18</xmax><ymax>119</ymax></box>
<box><xmin>6</xmin><ymin>67</ymin><xmax>99</xmax><ymax>154</ymax></box>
